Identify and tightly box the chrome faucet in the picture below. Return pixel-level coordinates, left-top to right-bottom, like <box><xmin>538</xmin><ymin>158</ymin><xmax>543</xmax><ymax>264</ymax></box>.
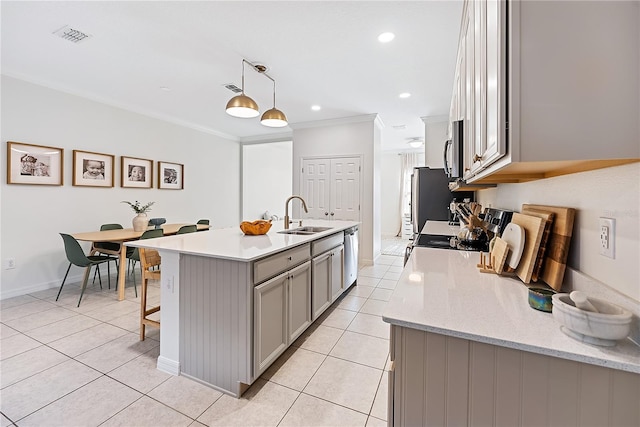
<box><xmin>284</xmin><ymin>195</ymin><xmax>308</xmax><ymax>229</ymax></box>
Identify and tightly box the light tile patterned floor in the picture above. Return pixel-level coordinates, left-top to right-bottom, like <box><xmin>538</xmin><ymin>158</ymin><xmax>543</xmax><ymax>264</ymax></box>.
<box><xmin>0</xmin><ymin>254</ymin><xmax>404</xmax><ymax>426</ymax></box>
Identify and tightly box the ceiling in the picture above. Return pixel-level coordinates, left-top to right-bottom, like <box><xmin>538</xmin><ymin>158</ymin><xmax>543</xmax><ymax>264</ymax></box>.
<box><xmin>1</xmin><ymin>1</ymin><xmax>463</xmax><ymax>152</ymax></box>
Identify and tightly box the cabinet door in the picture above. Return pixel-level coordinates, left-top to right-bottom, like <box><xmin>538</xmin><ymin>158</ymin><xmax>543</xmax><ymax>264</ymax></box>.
<box><xmin>301</xmin><ymin>158</ymin><xmax>331</xmax><ymax>219</ymax></box>
<box><xmin>330</xmin><ymin>158</ymin><xmax>360</xmax><ymax>221</ymax></box>
<box><xmin>254</xmin><ymin>272</ymin><xmax>288</xmax><ymax>375</ymax></box>
<box><xmin>472</xmin><ymin>0</ymin><xmax>487</xmax><ymax>174</ymax></box>
<box><xmin>463</xmin><ymin>3</ymin><xmax>476</xmax><ymax>180</ymax></box>
<box><xmin>330</xmin><ymin>245</ymin><xmax>345</xmax><ymax>302</ymax></box>
<box><xmin>482</xmin><ymin>0</ymin><xmax>507</xmax><ymax>167</ymax></box>
<box><xmin>311</xmin><ymin>252</ymin><xmax>332</xmax><ymax>320</ymax></box>
<box><xmin>288</xmin><ymin>261</ymin><xmax>312</xmax><ymax>343</ymax></box>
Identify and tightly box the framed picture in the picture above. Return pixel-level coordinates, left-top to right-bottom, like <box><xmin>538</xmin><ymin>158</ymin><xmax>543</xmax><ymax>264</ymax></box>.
<box><xmin>158</xmin><ymin>161</ymin><xmax>184</xmax><ymax>190</ymax></box>
<box><xmin>7</xmin><ymin>141</ymin><xmax>63</xmax><ymax>185</ymax></box>
<box><xmin>72</xmin><ymin>150</ymin><xmax>115</xmax><ymax>187</ymax></box>
<box><xmin>121</xmin><ymin>156</ymin><xmax>153</xmax><ymax>188</ymax></box>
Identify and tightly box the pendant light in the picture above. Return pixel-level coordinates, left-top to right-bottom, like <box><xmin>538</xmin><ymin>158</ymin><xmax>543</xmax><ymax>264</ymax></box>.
<box><xmin>261</xmin><ymin>79</ymin><xmax>288</xmax><ymax>128</ymax></box>
<box><xmin>226</xmin><ymin>60</ymin><xmax>259</xmax><ymax>118</ymax></box>
<box><xmin>225</xmin><ymin>59</ymin><xmax>288</xmax><ymax>127</ymax></box>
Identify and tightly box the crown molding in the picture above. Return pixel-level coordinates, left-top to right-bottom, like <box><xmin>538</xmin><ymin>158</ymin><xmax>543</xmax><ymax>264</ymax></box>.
<box><xmin>2</xmin><ymin>71</ymin><xmax>240</xmax><ymax>141</ymax></box>
<box><xmin>290</xmin><ymin>113</ymin><xmax>380</xmax><ymax>130</ymax></box>
<box><xmin>240</xmin><ymin>132</ymin><xmax>293</xmax><ymax>144</ymax></box>
<box><xmin>421</xmin><ymin>115</ymin><xmax>449</xmax><ymax>124</ymax></box>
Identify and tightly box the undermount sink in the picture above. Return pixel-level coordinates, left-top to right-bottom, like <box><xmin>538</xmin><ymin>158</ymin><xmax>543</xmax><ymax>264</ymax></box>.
<box><xmin>278</xmin><ymin>226</ymin><xmax>333</xmax><ymax>235</ymax></box>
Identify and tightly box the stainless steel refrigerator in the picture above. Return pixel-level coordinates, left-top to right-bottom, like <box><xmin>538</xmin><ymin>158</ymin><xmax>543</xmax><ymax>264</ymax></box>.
<box><xmin>410</xmin><ymin>167</ymin><xmax>473</xmax><ymax>235</ymax></box>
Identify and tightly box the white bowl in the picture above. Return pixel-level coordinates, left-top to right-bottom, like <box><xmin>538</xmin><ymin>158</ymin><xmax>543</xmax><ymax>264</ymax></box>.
<box><xmin>551</xmin><ymin>293</ymin><xmax>632</xmax><ymax>346</ymax></box>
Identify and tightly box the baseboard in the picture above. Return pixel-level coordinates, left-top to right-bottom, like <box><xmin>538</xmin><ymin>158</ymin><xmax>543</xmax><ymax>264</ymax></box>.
<box><xmin>157</xmin><ymin>355</ymin><xmax>180</xmax><ymax>376</ymax></box>
<box><xmin>0</xmin><ymin>271</ymin><xmax>119</xmax><ymax>300</ymax></box>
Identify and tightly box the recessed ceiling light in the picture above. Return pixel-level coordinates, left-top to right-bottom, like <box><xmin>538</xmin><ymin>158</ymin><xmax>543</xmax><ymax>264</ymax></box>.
<box><xmin>311</xmin><ymin>105</ymin><xmax>321</xmax><ymax>111</ymax></box>
<box><xmin>378</xmin><ymin>32</ymin><xmax>395</xmax><ymax>43</ymax></box>
<box><xmin>159</xmin><ymin>86</ymin><xmax>171</xmax><ymax>92</ymax></box>
<box><xmin>399</xmin><ymin>92</ymin><xmax>411</xmax><ymax>99</ymax></box>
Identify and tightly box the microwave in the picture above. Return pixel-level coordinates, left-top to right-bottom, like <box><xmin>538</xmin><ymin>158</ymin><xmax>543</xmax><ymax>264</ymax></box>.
<box><xmin>443</xmin><ymin>120</ymin><xmax>463</xmax><ymax>179</ymax></box>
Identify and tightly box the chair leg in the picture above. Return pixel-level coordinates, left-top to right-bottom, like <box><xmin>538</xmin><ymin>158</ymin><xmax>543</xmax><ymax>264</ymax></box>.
<box><xmin>107</xmin><ymin>261</ymin><xmax>111</xmax><ymax>290</ymax></box>
<box><xmin>77</xmin><ymin>266</ymin><xmax>92</xmax><ymax>307</ymax></box>
<box><xmin>140</xmin><ymin>276</ymin><xmax>147</xmax><ymax>341</ymax></box>
<box><xmin>56</xmin><ymin>263</ymin><xmax>72</xmax><ymax>301</ymax></box>
<box><xmin>92</xmin><ymin>266</ymin><xmax>99</xmax><ymax>284</ymax></box>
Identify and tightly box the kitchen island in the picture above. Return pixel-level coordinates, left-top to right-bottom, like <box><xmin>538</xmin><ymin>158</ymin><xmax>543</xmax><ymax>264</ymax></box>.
<box><xmin>383</xmin><ymin>247</ymin><xmax>640</xmax><ymax>426</ymax></box>
<box><xmin>127</xmin><ymin>219</ymin><xmax>359</xmax><ymax>397</ymax></box>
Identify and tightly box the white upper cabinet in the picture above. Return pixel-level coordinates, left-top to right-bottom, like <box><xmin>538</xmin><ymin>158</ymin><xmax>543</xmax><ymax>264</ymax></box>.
<box><xmin>451</xmin><ymin>0</ymin><xmax>639</xmax><ymax>184</ymax></box>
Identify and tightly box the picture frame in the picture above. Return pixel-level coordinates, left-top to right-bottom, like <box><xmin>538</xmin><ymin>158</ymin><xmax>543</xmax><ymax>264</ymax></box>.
<box><xmin>121</xmin><ymin>156</ymin><xmax>153</xmax><ymax>188</ymax></box>
<box><xmin>7</xmin><ymin>141</ymin><xmax>63</xmax><ymax>186</ymax></box>
<box><xmin>158</xmin><ymin>161</ymin><xmax>184</xmax><ymax>190</ymax></box>
<box><xmin>72</xmin><ymin>150</ymin><xmax>115</xmax><ymax>187</ymax></box>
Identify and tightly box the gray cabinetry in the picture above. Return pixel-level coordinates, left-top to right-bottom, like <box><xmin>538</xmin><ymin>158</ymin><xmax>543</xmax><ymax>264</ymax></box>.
<box><xmin>311</xmin><ymin>244</ymin><xmax>344</xmax><ymax>320</ymax></box>
<box><xmin>254</xmin><ymin>260</ymin><xmax>311</xmax><ymax>377</ymax></box>
<box><xmin>329</xmin><ymin>244</ymin><xmax>344</xmax><ymax>302</ymax></box>
<box><xmin>311</xmin><ymin>251</ymin><xmax>331</xmax><ymax>320</ymax></box>
<box><xmin>452</xmin><ymin>0</ymin><xmax>639</xmax><ymax>184</ymax></box>
<box><xmin>388</xmin><ymin>325</ymin><xmax>640</xmax><ymax>426</ymax></box>
<box><xmin>311</xmin><ymin>232</ymin><xmax>345</xmax><ymax>320</ymax></box>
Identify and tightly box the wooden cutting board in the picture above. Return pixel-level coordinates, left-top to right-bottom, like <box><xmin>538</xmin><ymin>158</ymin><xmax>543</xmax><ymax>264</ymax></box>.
<box><xmin>522</xmin><ymin>204</ymin><xmax>576</xmax><ymax>291</ymax></box>
<box><xmin>520</xmin><ymin>207</ymin><xmax>555</xmax><ymax>282</ymax></box>
<box><xmin>491</xmin><ymin>237</ymin><xmax>509</xmax><ymax>274</ymax></box>
<box><xmin>511</xmin><ymin>213</ymin><xmax>546</xmax><ymax>284</ymax></box>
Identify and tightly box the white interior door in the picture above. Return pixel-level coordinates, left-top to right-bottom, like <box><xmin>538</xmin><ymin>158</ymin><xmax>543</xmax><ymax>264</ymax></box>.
<box><xmin>330</xmin><ymin>158</ymin><xmax>360</xmax><ymax>221</ymax></box>
<box><xmin>301</xmin><ymin>158</ymin><xmax>331</xmax><ymax>219</ymax></box>
<box><xmin>301</xmin><ymin>156</ymin><xmax>361</xmax><ymax>221</ymax></box>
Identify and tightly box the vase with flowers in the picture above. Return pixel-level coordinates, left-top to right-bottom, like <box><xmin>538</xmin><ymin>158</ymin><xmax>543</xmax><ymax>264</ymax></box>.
<box><xmin>122</xmin><ymin>200</ymin><xmax>155</xmax><ymax>231</ymax></box>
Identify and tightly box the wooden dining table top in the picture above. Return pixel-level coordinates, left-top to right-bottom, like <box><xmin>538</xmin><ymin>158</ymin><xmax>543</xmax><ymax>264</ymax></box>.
<box><xmin>73</xmin><ymin>223</ymin><xmax>209</xmax><ymax>242</ymax></box>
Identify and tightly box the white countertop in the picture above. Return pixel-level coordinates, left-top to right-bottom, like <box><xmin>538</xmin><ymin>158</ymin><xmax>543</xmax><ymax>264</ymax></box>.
<box><xmin>383</xmin><ymin>246</ymin><xmax>640</xmax><ymax>374</ymax></box>
<box><xmin>126</xmin><ymin>219</ymin><xmax>359</xmax><ymax>262</ymax></box>
<box><xmin>421</xmin><ymin>220</ymin><xmax>460</xmax><ymax>236</ymax></box>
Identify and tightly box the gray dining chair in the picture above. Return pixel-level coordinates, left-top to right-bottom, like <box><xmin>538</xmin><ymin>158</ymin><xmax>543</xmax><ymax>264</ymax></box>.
<box><xmin>57</xmin><ymin>233</ymin><xmax>115</xmax><ymax>307</ymax></box>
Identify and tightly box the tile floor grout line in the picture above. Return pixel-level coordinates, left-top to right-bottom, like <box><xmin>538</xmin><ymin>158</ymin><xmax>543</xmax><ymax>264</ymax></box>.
<box><xmin>1</xmin><ymin>257</ymin><xmax>404</xmax><ymax>426</ymax></box>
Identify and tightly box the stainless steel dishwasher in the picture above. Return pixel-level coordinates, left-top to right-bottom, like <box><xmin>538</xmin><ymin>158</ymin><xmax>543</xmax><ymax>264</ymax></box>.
<box><xmin>344</xmin><ymin>226</ymin><xmax>359</xmax><ymax>287</ymax></box>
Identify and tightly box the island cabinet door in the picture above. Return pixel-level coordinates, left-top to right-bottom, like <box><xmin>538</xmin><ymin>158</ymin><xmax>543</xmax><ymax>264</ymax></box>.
<box><xmin>288</xmin><ymin>261</ymin><xmax>312</xmax><ymax>343</ymax></box>
<box><xmin>254</xmin><ymin>272</ymin><xmax>288</xmax><ymax>375</ymax></box>
<box><xmin>311</xmin><ymin>252</ymin><xmax>331</xmax><ymax>320</ymax></box>
<box><xmin>329</xmin><ymin>244</ymin><xmax>344</xmax><ymax>302</ymax></box>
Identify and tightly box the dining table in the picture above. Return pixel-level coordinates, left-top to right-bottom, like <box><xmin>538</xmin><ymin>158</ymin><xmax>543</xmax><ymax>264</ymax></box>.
<box><xmin>73</xmin><ymin>223</ymin><xmax>209</xmax><ymax>300</ymax></box>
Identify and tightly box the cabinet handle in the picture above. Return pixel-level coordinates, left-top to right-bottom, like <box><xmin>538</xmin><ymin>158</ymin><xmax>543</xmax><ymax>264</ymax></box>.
<box><xmin>324</xmin><ymin>212</ymin><xmax>329</xmax><ymax>216</ymax></box>
<box><xmin>473</xmin><ymin>154</ymin><xmax>483</xmax><ymax>163</ymax></box>
<box><xmin>330</xmin><ymin>212</ymin><xmax>335</xmax><ymax>216</ymax></box>
<box><xmin>287</xmin><ymin>256</ymin><xmax>292</xmax><ymax>261</ymax></box>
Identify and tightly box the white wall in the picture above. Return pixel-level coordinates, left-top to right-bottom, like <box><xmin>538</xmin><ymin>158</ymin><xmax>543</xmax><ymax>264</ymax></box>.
<box><xmin>1</xmin><ymin>76</ymin><xmax>241</xmax><ymax>299</ymax></box>
<box><xmin>381</xmin><ymin>152</ymin><xmax>402</xmax><ymax>237</ymax></box>
<box><xmin>477</xmin><ymin>163</ymin><xmax>640</xmax><ymax>301</ymax></box>
<box><xmin>424</xmin><ymin>120</ymin><xmax>447</xmax><ymax>168</ymax></box>
<box><xmin>291</xmin><ymin>115</ymin><xmax>382</xmax><ymax>265</ymax></box>
<box><xmin>242</xmin><ymin>141</ymin><xmax>292</xmax><ymax>220</ymax></box>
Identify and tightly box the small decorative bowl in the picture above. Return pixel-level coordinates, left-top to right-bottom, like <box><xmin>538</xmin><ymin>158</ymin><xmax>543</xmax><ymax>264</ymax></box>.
<box><xmin>240</xmin><ymin>220</ymin><xmax>272</xmax><ymax>235</ymax></box>
<box><xmin>148</xmin><ymin>217</ymin><xmax>166</xmax><ymax>229</ymax></box>
<box><xmin>528</xmin><ymin>287</ymin><xmax>555</xmax><ymax>312</ymax></box>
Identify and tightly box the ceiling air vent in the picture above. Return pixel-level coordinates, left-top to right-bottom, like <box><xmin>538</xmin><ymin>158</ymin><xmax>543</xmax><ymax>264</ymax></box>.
<box><xmin>223</xmin><ymin>83</ymin><xmax>242</xmax><ymax>94</ymax></box>
<box><xmin>52</xmin><ymin>25</ymin><xmax>92</xmax><ymax>44</ymax></box>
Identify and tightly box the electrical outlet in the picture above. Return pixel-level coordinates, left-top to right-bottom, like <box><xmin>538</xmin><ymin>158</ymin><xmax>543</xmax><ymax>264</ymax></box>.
<box><xmin>599</xmin><ymin>217</ymin><xmax>615</xmax><ymax>259</ymax></box>
<box><xmin>4</xmin><ymin>258</ymin><xmax>16</xmax><ymax>269</ymax></box>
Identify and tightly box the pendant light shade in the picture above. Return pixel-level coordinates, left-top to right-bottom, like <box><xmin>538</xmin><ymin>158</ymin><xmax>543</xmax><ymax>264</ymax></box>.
<box><xmin>261</xmin><ymin>108</ymin><xmax>288</xmax><ymax>127</ymax></box>
<box><xmin>260</xmin><ymin>79</ymin><xmax>288</xmax><ymax>127</ymax></box>
<box><xmin>226</xmin><ymin>94</ymin><xmax>259</xmax><ymax>118</ymax></box>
